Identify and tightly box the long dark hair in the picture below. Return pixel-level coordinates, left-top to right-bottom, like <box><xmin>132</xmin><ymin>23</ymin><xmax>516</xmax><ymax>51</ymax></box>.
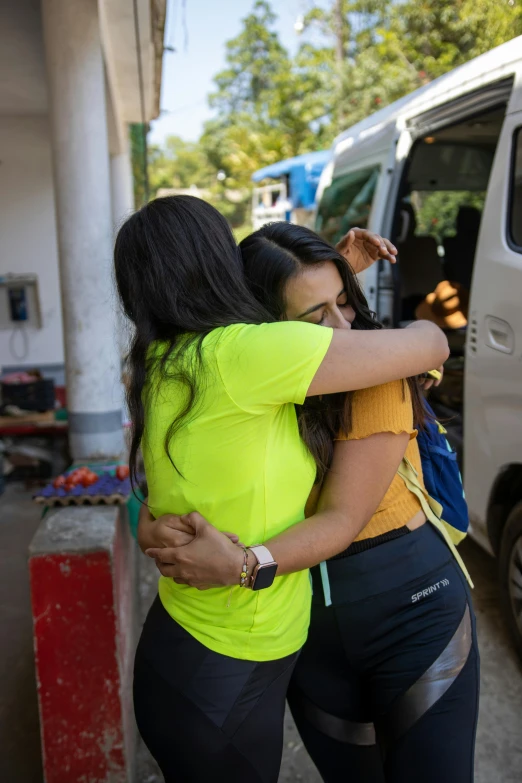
<box><xmin>114</xmin><ymin>195</ymin><xmax>272</xmax><ymax>483</ymax></box>
<box><xmin>239</xmin><ymin>222</ymin><xmax>426</xmax><ymax>481</ymax></box>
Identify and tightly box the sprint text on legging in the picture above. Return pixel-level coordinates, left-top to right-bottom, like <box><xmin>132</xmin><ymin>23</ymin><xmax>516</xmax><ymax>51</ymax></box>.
<box><xmin>411</xmin><ymin>578</ymin><xmax>450</xmax><ymax>603</ymax></box>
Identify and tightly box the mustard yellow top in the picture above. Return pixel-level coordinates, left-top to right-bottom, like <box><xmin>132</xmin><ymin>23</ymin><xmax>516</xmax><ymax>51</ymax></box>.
<box><xmin>337</xmin><ymin>380</ymin><xmax>424</xmax><ymax>541</ymax></box>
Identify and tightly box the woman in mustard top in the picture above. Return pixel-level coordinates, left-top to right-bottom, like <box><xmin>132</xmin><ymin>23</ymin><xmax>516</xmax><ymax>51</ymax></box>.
<box><xmin>114</xmin><ymin>196</ymin><xmax>449</xmax><ymax>783</ymax></box>
<box><xmin>145</xmin><ymin>223</ymin><xmax>479</xmax><ymax>783</ymax></box>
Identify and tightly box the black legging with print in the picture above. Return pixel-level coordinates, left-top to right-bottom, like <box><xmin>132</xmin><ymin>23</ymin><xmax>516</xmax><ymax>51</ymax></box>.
<box><xmin>287</xmin><ymin>523</ymin><xmax>480</xmax><ymax>783</ymax></box>
<box><xmin>133</xmin><ymin>596</ymin><xmax>299</xmax><ymax>782</ymax></box>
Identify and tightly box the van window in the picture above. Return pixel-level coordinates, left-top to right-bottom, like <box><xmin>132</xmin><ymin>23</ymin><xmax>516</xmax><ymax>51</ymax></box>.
<box><xmin>509</xmin><ymin>128</ymin><xmax>522</xmax><ymax>250</ymax></box>
<box><xmin>412</xmin><ymin>191</ymin><xmax>486</xmax><ymax>245</ymax></box>
<box><xmin>316</xmin><ymin>166</ymin><xmax>380</xmax><ymax>245</ymax></box>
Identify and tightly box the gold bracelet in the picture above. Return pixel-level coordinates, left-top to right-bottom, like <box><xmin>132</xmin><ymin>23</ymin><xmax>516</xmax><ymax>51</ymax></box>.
<box><xmin>240</xmin><ymin>546</ymin><xmax>250</xmax><ymax>587</ymax></box>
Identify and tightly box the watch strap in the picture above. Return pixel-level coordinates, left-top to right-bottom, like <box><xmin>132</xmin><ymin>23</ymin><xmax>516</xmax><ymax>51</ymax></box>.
<box><xmin>249</xmin><ymin>545</ymin><xmax>275</xmax><ymax>566</ymax></box>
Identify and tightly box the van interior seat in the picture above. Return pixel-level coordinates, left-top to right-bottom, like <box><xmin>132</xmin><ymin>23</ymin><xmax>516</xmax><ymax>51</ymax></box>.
<box><xmin>443</xmin><ymin>206</ymin><xmax>482</xmax><ymax>290</ymax></box>
<box><xmin>396</xmin><ymin>204</ymin><xmax>444</xmax><ymax>299</ymax></box>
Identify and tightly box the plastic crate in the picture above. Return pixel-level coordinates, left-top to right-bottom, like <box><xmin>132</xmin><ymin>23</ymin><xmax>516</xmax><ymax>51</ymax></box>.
<box><xmin>2</xmin><ymin>379</ymin><xmax>55</xmax><ymax>412</ymax></box>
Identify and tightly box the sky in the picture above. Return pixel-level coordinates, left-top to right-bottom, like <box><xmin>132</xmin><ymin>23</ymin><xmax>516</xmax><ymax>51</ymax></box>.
<box><xmin>149</xmin><ymin>0</ymin><xmax>306</xmax><ymax>145</ymax></box>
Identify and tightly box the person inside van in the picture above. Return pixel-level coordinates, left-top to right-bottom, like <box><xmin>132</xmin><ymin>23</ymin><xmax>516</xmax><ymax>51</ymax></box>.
<box><xmin>141</xmin><ymin>221</ymin><xmax>477</xmax><ymax>783</ymax></box>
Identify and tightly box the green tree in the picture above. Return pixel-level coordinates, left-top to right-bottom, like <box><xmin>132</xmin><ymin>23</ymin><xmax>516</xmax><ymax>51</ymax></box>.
<box><xmin>201</xmin><ymin>0</ymin><xmax>328</xmax><ymax>203</ymax></box>
<box><xmin>148</xmin><ymin>136</ymin><xmax>214</xmax><ymax>195</ymax></box>
<box><xmin>415</xmin><ymin>191</ymin><xmax>487</xmax><ymax>244</ymax></box>
<box><xmin>298</xmin><ymin>1</ymin><xmax>391</xmax><ymax>131</ymax></box>
<box><xmin>388</xmin><ymin>0</ymin><xmax>522</xmax><ymax>81</ymax></box>
<box><xmin>209</xmin><ymin>0</ymin><xmax>289</xmax><ymax>121</ymax></box>
<box><xmin>296</xmin><ymin>0</ymin><xmax>522</xmax><ymax>135</ymax></box>
<box><xmin>130</xmin><ymin>123</ymin><xmax>149</xmax><ymax>208</ymax></box>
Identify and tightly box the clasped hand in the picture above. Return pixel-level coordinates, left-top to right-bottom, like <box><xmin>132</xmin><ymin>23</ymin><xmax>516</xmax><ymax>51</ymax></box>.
<box><xmin>142</xmin><ymin>511</ymin><xmax>245</xmax><ymax>590</ymax></box>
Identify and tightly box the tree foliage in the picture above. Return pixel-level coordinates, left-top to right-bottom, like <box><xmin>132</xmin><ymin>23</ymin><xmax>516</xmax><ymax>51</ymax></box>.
<box><xmin>200</xmin><ymin>1</ymin><xmax>326</xmax><ymax>193</ymax></box>
<box><xmin>415</xmin><ymin>190</ymin><xmax>487</xmax><ymax>244</ymax></box>
<box><xmin>148</xmin><ymin>136</ymin><xmax>214</xmax><ymax>193</ymax></box>
<box><xmin>388</xmin><ymin>0</ymin><xmax>522</xmax><ymax>81</ymax></box>
<box><xmin>130</xmin><ymin>123</ymin><xmax>149</xmax><ymax>209</ymax></box>
<box><xmin>143</xmin><ymin>0</ymin><xmax>522</xmax><ymax>223</ymax></box>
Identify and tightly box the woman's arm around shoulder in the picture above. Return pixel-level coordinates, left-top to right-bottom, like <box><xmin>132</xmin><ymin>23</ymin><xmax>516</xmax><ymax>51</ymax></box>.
<box><xmin>214</xmin><ymin>317</ymin><xmax>447</xmax><ymax>411</ymax></box>
<box><xmin>308</xmin><ymin>320</ymin><xmax>449</xmax><ymax>397</ymax></box>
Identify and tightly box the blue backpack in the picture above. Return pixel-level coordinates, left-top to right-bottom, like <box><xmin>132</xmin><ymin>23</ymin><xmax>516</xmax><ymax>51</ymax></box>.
<box><xmin>417</xmin><ymin>399</ymin><xmax>469</xmax><ymax>544</ymax></box>
<box><xmin>397</xmin><ymin>399</ymin><xmax>473</xmax><ymax>586</ymax></box>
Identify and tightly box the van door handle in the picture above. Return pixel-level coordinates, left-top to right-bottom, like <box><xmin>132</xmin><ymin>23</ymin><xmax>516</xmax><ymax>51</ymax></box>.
<box><xmin>485</xmin><ymin>316</ymin><xmax>514</xmax><ymax>354</ymax></box>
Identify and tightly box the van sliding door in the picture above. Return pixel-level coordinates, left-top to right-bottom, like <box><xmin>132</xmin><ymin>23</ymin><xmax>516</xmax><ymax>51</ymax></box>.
<box><xmin>464</xmin><ymin>110</ymin><xmax>522</xmax><ymax>550</ymax></box>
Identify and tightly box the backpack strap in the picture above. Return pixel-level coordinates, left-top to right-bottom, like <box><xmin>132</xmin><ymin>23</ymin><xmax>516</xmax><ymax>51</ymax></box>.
<box><xmin>397</xmin><ymin>458</ymin><xmax>473</xmax><ymax>588</ymax></box>
<box><xmin>428</xmin><ymin>445</ymin><xmax>458</xmax><ymax>460</ymax></box>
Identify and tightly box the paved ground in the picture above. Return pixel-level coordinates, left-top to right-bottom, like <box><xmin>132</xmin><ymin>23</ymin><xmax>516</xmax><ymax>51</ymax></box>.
<box><xmin>0</xmin><ymin>484</ymin><xmax>43</xmax><ymax>783</ymax></box>
<box><xmin>1</xmin><ymin>483</ymin><xmax>521</xmax><ymax>782</ymax></box>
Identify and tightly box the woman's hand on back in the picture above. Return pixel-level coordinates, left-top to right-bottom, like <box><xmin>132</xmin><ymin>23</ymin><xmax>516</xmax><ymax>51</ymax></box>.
<box><xmin>336</xmin><ymin>228</ymin><xmax>397</xmax><ymax>274</ymax></box>
<box><xmin>419</xmin><ymin>364</ymin><xmax>445</xmax><ymax>391</ymax></box>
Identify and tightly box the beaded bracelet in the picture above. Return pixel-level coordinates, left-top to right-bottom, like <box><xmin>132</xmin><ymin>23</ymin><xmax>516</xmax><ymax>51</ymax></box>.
<box><xmin>239</xmin><ymin>546</ymin><xmax>250</xmax><ymax>587</ymax></box>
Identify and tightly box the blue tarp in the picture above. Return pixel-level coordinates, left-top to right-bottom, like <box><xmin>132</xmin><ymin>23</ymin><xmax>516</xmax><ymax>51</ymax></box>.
<box><xmin>252</xmin><ymin>150</ymin><xmax>330</xmax><ymax>210</ymax></box>
<box><xmin>252</xmin><ymin>150</ymin><xmax>331</xmax><ymax>182</ymax></box>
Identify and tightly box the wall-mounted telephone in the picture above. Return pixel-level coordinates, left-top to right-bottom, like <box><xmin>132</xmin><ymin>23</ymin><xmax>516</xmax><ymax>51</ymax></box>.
<box><xmin>0</xmin><ymin>275</ymin><xmax>41</xmax><ymax>329</ymax></box>
<box><xmin>8</xmin><ymin>287</ymin><xmax>28</xmax><ymax>322</ymax></box>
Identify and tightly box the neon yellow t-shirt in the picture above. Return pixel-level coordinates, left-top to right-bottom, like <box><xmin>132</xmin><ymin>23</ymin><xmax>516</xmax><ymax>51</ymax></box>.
<box><xmin>143</xmin><ymin>321</ymin><xmax>333</xmax><ymax>661</ymax></box>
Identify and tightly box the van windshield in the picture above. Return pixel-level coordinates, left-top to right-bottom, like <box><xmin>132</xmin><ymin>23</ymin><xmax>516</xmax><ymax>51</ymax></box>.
<box><xmin>316</xmin><ymin>166</ymin><xmax>380</xmax><ymax>245</ymax></box>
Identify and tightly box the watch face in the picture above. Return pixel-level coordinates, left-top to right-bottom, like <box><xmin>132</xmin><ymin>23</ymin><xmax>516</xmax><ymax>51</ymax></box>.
<box><xmin>252</xmin><ymin>563</ymin><xmax>278</xmax><ymax>591</ymax></box>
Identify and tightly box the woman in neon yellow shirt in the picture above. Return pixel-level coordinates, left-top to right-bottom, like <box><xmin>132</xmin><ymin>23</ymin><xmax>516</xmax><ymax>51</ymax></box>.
<box><xmin>114</xmin><ymin>195</ymin><xmax>448</xmax><ymax>782</ymax></box>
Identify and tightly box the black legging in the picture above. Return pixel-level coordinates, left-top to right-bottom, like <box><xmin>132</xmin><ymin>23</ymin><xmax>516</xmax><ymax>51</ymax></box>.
<box><xmin>287</xmin><ymin>524</ymin><xmax>480</xmax><ymax>783</ymax></box>
<box><xmin>133</xmin><ymin>596</ymin><xmax>299</xmax><ymax>783</ymax></box>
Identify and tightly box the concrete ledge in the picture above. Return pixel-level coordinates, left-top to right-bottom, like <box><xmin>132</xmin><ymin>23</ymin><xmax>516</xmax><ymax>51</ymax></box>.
<box><xmin>29</xmin><ymin>505</ymin><xmax>138</xmax><ymax>783</ymax></box>
<box><xmin>30</xmin><ymin>506</ymin><xmax>118</xmax><ymax>554</ymax></box>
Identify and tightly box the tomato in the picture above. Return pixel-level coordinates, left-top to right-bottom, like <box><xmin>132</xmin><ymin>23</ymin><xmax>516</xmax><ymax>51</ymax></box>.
<box><xmin>81</xmin><ymin>471</ymin><xmax>98</xmax><ymax>488</ymax></box>
<box><xmin>53</xmin><ymin>475</ymin><xmax>67</xmax><ymax>489</ymax></box>
<box><xmin>116</xmin><ymin>465</ymin><xmax>130</xmax><ymax>481</ymax></box>
<box><xmin>64</xmin><ymin>481</ymin><xmax>76</xmax><ymax>493</ymax></box>
<box><xmin>65</xmin><ymin>472</ymin><xmax>82</xmax><ymax>486</ymax></box>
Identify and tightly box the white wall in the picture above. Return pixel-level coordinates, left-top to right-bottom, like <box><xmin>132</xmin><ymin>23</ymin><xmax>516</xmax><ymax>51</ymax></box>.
<box><xmin>0</xmin><ymin>115</ymin><xmax>64</xmax><ymax>368</ymax></box>
<box><xmin>0</xmin><ymin>0</ymin><xmax>47</xmax><ymax>115</ymax></box>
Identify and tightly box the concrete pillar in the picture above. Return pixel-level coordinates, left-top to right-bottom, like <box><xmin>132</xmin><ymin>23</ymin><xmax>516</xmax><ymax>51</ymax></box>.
<box><xmin>42</xmin><ymin>0</ymin><xmax>123</xmax><ymax>459</ymax></box>
<box><xmin>29</xmin><ymin>506</ymin><xmax>138</xmax><ymax>783</ymax></box>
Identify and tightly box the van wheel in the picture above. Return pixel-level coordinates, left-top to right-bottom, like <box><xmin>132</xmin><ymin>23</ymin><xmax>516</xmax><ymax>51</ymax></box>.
<box><xmin>499</xmin><ymin>502</ymin><xmax>522</xmax><ymax>661</ymax></box>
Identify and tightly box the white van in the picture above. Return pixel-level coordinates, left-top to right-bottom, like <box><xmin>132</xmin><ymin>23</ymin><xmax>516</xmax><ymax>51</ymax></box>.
<box><xmin>316</xmin><ymin>36</ymin><xmax>522</xmax><ymax>656</ymax></box>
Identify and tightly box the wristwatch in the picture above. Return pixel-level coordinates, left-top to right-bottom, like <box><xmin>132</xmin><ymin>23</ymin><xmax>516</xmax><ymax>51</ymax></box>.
<box><xmin>249</xmin><ymin>545</ymin><xmax>278</xmax><ymax>591</ymax></box>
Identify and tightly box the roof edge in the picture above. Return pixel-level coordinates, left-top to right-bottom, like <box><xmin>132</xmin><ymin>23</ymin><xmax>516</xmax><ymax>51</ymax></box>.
<box><xmin>150</xmin><ymin>0</ymin><xmax>167</xmax><ymax>120</ymax></box>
